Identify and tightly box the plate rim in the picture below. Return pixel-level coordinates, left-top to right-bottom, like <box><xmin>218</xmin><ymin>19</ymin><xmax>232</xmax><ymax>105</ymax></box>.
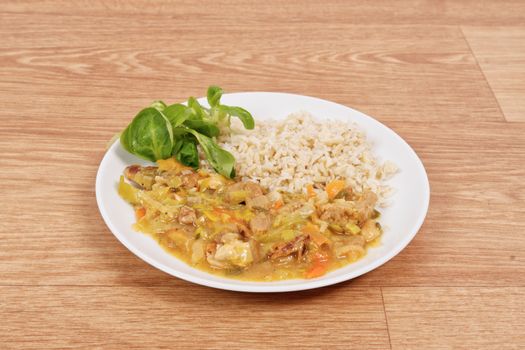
<box><xmin>95</xmin><ymin>91</ymin><xmax>430</xmax><ymax>293</ymax></box>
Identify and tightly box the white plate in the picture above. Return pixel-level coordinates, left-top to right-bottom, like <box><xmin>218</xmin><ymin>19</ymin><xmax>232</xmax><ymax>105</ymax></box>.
<box><xmin>96</xmin><ymin>92</ymin><xmax>430</xmax><ymax>293</ymax></box>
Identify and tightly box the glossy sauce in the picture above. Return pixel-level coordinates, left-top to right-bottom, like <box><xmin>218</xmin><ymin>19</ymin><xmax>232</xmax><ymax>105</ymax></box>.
<box><xmin>119</xmin><ymin>158</ymin><xmax>383</xmax><ymax>281</ymax></box>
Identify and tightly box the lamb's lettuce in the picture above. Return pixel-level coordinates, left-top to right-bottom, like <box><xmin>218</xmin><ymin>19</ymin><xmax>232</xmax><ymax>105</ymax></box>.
<box><xmin>119</xmin><ymin>86</ymin><xmax>253</xmax><ymax>178</ymax></box>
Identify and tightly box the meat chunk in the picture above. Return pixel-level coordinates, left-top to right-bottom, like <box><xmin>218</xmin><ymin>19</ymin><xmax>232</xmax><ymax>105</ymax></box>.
<box><xmin>181</xmin><ymin>172</ymin><xmax>199</xmax><ymax>189</ymax></box>
<box><xmin>360</xmin><ymin>219</ymin><xmax>382</xmax><ymax>242</ymax></box>
<box><xmin>269</xmin><ymin>234</ymin><xmax>309</xmax><ymax>260</ymax></box>
<box><xmin>319</xmin><ymin>190</ymin><xmax>378</xmax><ymax>226</ymax></box>
<box><xmin>249</xmin><ymin>212</ymin><xmax>272</xmax><ymax>234</ymax></box>
<box><xmin>246</xmin><ymin>195</ymin><xmax>271</xmax><ymax>211</ymax></box>
<box><xmin>178</xmin><ymin>206</ymin><xmax>196</xmax><ymax>225</ymax></box>
<box><xmin>206</xmin><ymin>233</ymin><xmax>253</xmax><ymax>269</ymax></box>
<box><xmin>319</xmin><ymin>202</ymin><xmax>353</xmax><ymax>223</ymax></box>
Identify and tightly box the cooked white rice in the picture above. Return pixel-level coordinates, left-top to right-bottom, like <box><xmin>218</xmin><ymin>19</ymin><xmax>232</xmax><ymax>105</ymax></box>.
<box><xmin>210</xmin><ymin>111</ymin><xmax>397</xmax><ymax>205</ymax></box>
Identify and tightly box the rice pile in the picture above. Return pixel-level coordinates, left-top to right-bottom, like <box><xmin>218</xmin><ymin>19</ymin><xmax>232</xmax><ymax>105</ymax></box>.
<box><xmin>215</xmin><ymin>112</ymin><xmax>397</xmax><ymax>205</ymax></box>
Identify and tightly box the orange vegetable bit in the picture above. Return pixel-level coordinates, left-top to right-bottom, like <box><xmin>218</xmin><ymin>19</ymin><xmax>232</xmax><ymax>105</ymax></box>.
<box><xmin>326</xmin><ymin>179</ymin><xmax>346</xmax><ymax>200</ymax></box>
<box><xmin>135</xmin><ymin>207</ymin><xmax>146</xmax><ymax>220</ymax></box>
<box><xmin>272</xmin><ymin>199</ymin><xmax>284</xmax><ymax>210</ymax></box>
<box><xmin>305</xmin><ymin>252</ymin><xmax>331</xmax><ymax>279</ymax></box>
<box><xmin>306</xmin><ymin>184</ymin><xmax>316</xmax><ymax>198</ymax></box>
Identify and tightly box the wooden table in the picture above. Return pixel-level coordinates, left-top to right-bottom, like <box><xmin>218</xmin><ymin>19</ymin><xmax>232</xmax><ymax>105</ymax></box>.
<box><xmin>1</xmin><ymin>1</ymin><xmax>524</xmax><ymax>349</ymax></box>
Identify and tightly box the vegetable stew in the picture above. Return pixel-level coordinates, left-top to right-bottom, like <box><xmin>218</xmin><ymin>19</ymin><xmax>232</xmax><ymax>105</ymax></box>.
<box><xmin>119</xmin><ymin>158</ymin><xmax>383</xmax><ymax>281</ymax></box>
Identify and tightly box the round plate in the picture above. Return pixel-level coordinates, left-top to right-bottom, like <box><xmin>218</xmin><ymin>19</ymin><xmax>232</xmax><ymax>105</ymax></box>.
<box><xmin>96</xmin><ymin>92</ymin><xmax>430</xmax><ymax>292</ymax></box>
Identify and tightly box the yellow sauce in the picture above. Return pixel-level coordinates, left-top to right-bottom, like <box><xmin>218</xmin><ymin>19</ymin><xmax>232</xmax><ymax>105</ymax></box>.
<box><xmin>120</xmin><ymin>159</ymin><xmax>384</xmax><ymax>281</ymax></box>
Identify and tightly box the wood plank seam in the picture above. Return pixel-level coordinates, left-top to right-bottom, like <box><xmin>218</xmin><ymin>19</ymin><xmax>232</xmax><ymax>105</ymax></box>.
<box><xmin>459</xmin><ymin>26</ymin><xmax>507</xmax><ymax>122</ymax></box>
<box><xmin>380</xmin><ymin>287</ymin><xmax>393</xmax><ymax>350</ymax></box>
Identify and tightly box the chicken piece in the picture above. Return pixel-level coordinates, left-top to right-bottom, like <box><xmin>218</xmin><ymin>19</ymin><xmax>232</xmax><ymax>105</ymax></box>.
<box><xmin>269</xmin><ymin>235</ymin><xmax>309</xmax><ymax>260</ymax></box>
<box><xmin>224</xmin><ymin>181</ymin><xmax>264</xmax><ymax>204</ymax></box>
<box><xmin>206</xmin><ymin>233</ymin><xmax>253</xmax><ymax>269</ymax></box>
<box><xmin>178</xmin><ymin>206</ymin><xmax>196</xmax><ymax>225</ymax></box>
<box><xmin>246</xmin><ymin>195</ymin><xmax>271</xmax><ymax>211</ymax></box>
<box><xmin>181</xmin><ymin>172</ymin><xmax>199</xmax><ymax>189</ymax></box>
<box><xmin>319</xmin><ymin>190</ymin><xmax>378</xmax><ymax>226</ymax></box>
<box><xmin>360</xmin><ymin>219</ymin><xmax>382</xmax><ymax>242</ymax></box>
<box><xmin>319</xmin><ymin>202</ymin><xmax>354</xmax><ymax>224</ymax></box>
<box><xmin>124</xmin><ymin>165</ymin><xmax>158</xmax><ymax>190</ymax></box>
<box><xmin>249</xmin><ymin>212</ymin><xmax>272</xmax><ymax>234</ymax></box>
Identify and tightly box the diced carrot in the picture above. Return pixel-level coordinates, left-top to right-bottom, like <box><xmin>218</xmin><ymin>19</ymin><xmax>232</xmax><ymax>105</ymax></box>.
<box><xmin>135</xmin><ymin>207</ymin><xmax>146</xmax><ymax>220</ymax></box>
<box><xmin>326</xmin><ymin>180</ymin><xmax>346</xmax><ymax>200</ymax></box>
<box><xmin>273</xmin><ymin>199</ymin><xmax>284</xmax><ymax>210</ymax></box>
<box><xmin>305</xmin><ymin>252</ymin><xmax>330</xmax><ymax>279</ymax></box>
<box><xmin>306</xmin><ymin>184</ymin><xmax>316</xmax><ymax>198</ymax></box>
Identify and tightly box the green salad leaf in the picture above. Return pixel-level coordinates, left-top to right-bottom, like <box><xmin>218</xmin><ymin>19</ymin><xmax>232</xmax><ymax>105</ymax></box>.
<box><xmin>120</xmin><ymin>107</ymin><xmax>173</xmax><ymax>162</ymax></box>
<box><xmin>163</xmin><ymin>103</ymin><xmax>192</xmax><ymax>127</ymax></box>
<box><xmin>188</xmin><ymin>97</ymin><xmax>206</xmax><ymax>119</ymax></box>
<box><xmin>150</xmin><ymin>100</ymin><xmax>167</xmax><ymax>112</ymax></box>
<box><xmin>186</xmin><ymin>129</ymin><xmax>236</xmax><ymax>178</ymax></box>
<box><xmin>217</xmin><ymin>105</ymin><xmax>255</xmax><ymax>130</ymax></box>
<box><xmin>183</xmin><ymin>119</ymin><xmax>220</xmax><ymax>137</ymax></box>
<box><xmin>119</xmin><ymin>86</ymin><xmax>253</xmax><ymax>178</ymax></box>
<box><xmin>207</xmin><ymin>86</ymin><xmax>223</xmax><ymax>107</ymax></box>
<box><xmin>173</xmin><ymin>136</ymin><xmax>200</xmax><ymax>169</ymax></box>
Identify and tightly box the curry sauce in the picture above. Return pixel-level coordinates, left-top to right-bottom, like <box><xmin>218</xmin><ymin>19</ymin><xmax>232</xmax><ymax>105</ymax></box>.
<box><xmin>118</xmin><ymin>158</ymin><xmax>383</xmax><ymax>281</ymax></box>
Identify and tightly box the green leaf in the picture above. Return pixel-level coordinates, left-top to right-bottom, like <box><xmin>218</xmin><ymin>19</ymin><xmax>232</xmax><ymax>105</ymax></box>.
<box><xmin>119</xmin><ymin>107</ymin><xmax>174</xmax><ymax>162</ymax></box>
<box><xmin>120</xmin><ymin>127</ymin><xmax>134</xmax><ymax>153</ymax></box>
<box><xmin>183</xmin><ymin>119</ymin><xmax>220</xmax><ymax>137</ymax></box>
<box><xmin>188</xmin><ymin>97</ymin><xmax>206</xmax><ymax>119</ymax></box>
<box><xmin>150</xmin><ymin>100</ymin><xmax>167</xmax><ymax>112</ymax></box>
<box><xmin>186</xmin><ymin>129</ymin><xmax>236</xmax><ymax>178</ymax></box>
<box><xmin>174</xmin><ymin>137</ymin><xmax>199</xmax><ymax>169</ymax></box>
<box><xmin>120</xmin><ymin>86</ymin><xmax>254</xmax><ymax>176</ymax></box>
<box><xmin>217</xmin><ymin>105</ymin><xmax>255</xmax><ymax>129</ymax></box>
<box><xmin>207</xmin><ymin>86</ymin><xmax>223</xmax><ymax>107</ymax></box>
<box><xmin>163</xmin><ymin>103</ymin><xmax>193</xmax><ymax>128</ymax></box>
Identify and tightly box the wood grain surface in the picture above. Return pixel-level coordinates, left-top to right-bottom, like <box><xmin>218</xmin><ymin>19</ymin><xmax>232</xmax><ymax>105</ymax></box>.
<box><xmin>1</xmin><ymin>1</ymin><xmax>524</xmax><ymax>349</ymax></box>
<box><xmin>462</xmin><ymin>26</ymin><xmax>525</xmax><ymax>122</ymax></box>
